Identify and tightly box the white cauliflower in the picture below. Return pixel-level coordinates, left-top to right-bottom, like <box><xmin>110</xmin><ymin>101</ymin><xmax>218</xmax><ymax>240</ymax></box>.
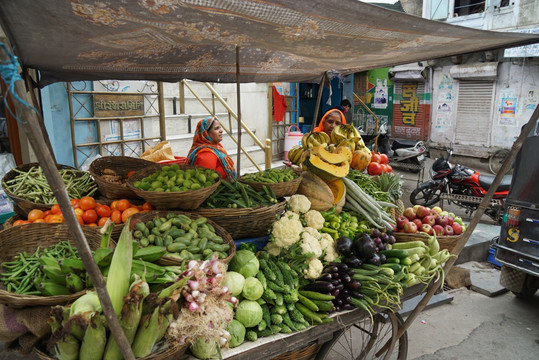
<box><xmin>282</xmin><ymin>210</ymin><xmax>300</xmax><ymax>222</ymax></box>
<box><xmin>320</xmin><ymin>233</ymin><xmax>339</xmax><ymax>262</ymax></box>
<box><xmin>304</xmin><ymin>210</ymin><xmax>325</xmax><ymax>230</ymax></box>
<box><xmin>288</xmin><ymin>194</ymin><xmax>311</xmax><ymax>214</ymax></box>
<box><xmin>266</xmin><ymin>241</ymin><xmax>282</xmax><ymax>256</ymax></box>
<box><xmin>304</xmin><ymin>258</ymin><xmax>323</xmax><ymax>279</ymax></box>
<box><xmin>300</xmin><ymin>232</ymin><xmax>322</xmax><ymax>258</ymax></box>
<box><xmin>270</xmin><ymin>216</ymin><xmax>303</xmax><ymax>249</ymax></box>
<box><xmin>302</xmin><ymin>226</ymin><xmax>321</xmax><ymax>240</ymax></box>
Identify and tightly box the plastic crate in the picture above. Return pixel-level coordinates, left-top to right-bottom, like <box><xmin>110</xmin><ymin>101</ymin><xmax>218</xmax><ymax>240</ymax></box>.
<box><xmin>487</xmin><ymin>247</ymin><xmax>502</xmax><ymax>267</ymax></box>
<box><xmin>234</xmin><ymin>236</ymin><xmax>269</xmax><ymax>252</ymax></box>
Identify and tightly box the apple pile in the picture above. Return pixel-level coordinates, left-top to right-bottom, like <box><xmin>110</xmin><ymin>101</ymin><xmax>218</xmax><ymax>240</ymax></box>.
<box><xmin>394</xmin><ymin>205</ymin><xmax>466</xmax><ymax>236</ymax></box>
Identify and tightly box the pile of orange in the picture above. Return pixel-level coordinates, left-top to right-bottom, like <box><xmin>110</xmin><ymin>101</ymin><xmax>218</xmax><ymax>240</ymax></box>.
<box><xmin>13</xmin><ymin>196</ymin><xmax>154</xmax><ymax>227</ymax></box>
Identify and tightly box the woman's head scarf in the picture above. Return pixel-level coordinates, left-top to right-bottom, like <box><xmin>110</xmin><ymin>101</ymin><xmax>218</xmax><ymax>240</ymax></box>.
<box><xmin>187</xmin><ymin>117</ymin><xmax>237</xmax><ymax>178</ymax></box>
<box><xmin>313</xmin><ymin>108</ymin><xmax>346</xmax><ymax>134</ymax></box>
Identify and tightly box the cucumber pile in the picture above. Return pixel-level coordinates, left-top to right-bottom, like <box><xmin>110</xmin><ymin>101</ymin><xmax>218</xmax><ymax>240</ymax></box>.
<box><xmin>201</xmin><ymin>180</ymin><xmax>278</xmax><ymax>209</ymax></box>
<box><xmin>133</xmin><ymin>164</ymin><xmax>220</xmax><ymax>192</ymax></box>
<box><xmin>132</xmin><ymin>213</ymin><xmax>230</xmax><ymax>261</ymax></box>
<box><xmin>241</xmin><ymin>168</ymin><xmax>298</xmax><ymax>184</ymax></box>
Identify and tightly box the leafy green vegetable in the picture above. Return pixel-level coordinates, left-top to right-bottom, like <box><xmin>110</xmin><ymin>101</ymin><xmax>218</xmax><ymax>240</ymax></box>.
<box><xmin>229</xmin><ymin>250</ymin><xmax>260</xmax><ymax>278</ymax></box>
<box><xmin>242</xmin><ymin>277</ymin><xmax>264</xmax><ymax>301</ymax></box>
<box><xmin>224</xmin><ymin>271</ymin><xmax>246</xmax><ymax>297</ymax></box>
<box><xmin>235</xmin><ymin>300</ymin><xmax>263</xmax><ymax>328</ymax></box>
<box><xmin>189</xmin><ymin>337</ymin><xmax>218</xmax><ymax>359</ymax></box>
<box><xmin>226</xmin><ymin>320</ymin><xmax>246</xmax><ymax>348</ymax></box>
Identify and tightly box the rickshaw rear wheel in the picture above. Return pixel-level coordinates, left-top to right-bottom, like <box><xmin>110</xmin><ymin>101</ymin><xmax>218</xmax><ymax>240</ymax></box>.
<box><xmin>316</xmin><ymin>311</ymin><xmax>408</xmax><ymax>360</ymax></box>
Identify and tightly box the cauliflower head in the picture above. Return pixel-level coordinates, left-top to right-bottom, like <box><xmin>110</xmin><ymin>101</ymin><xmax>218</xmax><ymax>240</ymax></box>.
<box><xmin>288</xmin><ymin>194</ymin><xmax>311</xmax><ymax>214</ymax></box>
<box><xmin>300</xmin><ymin>231</ymin><xmax>322</xmax><ymax>258</ymax></box>
<box><xmin>320</xmin><ymin>233</ymin><xmax>339</xmax><ymax>262</ymax></box>
<box><xmin>266</xmin><ymin>241</ymin><xmax>282</xmax><ymax>256</ymax></box>
<box><xmin>281</xmin><ymin>210</ymin><xmax>300</xmax><ymax>222</ymax></box>
<box><xmin>270</xmin><ymin>216</ymin><xmax>303</xmax><ymax>249</ymax></box>
<box><xmin>304</xmin><ymin>210</ymin><xmax>325</xmax><ymax>230</ymax></box>
<box><xmin>304</xmin><ymin>258</ymin><xmax>323</xmax><ymax>279</ymax></box>
<box><xmin>302</xmin><ymin>226</ymin><xmax>321</xmax><ymax>240</ymax></box>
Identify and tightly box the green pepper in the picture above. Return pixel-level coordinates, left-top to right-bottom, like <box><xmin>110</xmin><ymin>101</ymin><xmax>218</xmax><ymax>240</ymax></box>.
<box><xmin>239</xmin><ymin>242</ymin><xmax>257</xmax><ymax>253</ymax></box>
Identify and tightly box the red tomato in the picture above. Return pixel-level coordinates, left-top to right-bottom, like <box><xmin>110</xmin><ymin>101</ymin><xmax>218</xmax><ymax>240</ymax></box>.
<box><xmin>110</xmin><ymin>210</ymin><xmax>122</xmax><ymax>224</ymax></box>
<box><xmin>96</xmin><ymin>205</ymin><xmax>111</xmax><ymax>218</ymax></box>
<box><xmin>51</xmin><ymin>204</ymin><xmax>62</xmax><ymax>215</ymax></box>
<box><xmin>74</xmin><ymin>208</ymin><xmax>84</xmax><ymax>217</ymax></box>
<box><xmin>71</xmin><ymin>199</ymin><xmax>80</xmax><ymax>208</ymax></box>
<box><xmin>380</xmin><ymin>164</ymin><xmax>388</xmax><ymax>173</ymax></box>
<box><xmin>82</xmin><ymin>209</ymin><xmax>98</xmax><ymax>224</ymax></box>
<box><xmin>371</xmin><ymin>153</ymin><xmax>381</xmax><ymax>163</ymax></box>
<box><xmin>386</xmin><ymin>165</ymin><xmax>393</xmax><ymax>173</ymax></box>
<box><xmin>44</xmin><ymin>214</ymin><xmax>64</xmax><ymax>223</ymax></box>
<box><xmin>367</xmin><ymin>162</ymin><xmax>383</xmax><ymax>176</ymax></box>
<box><xmin>80</xmin><ymin>196</ymin><xmax>96</xmax><ymax>211</ymax></box>
<box><xmin>379</xmin><ymin>153</ymin><xmax>389</xmax><ymax>164</ymax></box>
<box><xmin>97</xmin><ymin>217</ymin><xmax>109</xmax><ymax>227</ymax></box>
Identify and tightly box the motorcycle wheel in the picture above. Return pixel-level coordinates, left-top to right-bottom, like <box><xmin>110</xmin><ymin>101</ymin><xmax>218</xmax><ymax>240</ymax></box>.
<box><xmin>410</xmin><ymin>182</ymin><xmax>443</xmax><ymax>207</ymax></box>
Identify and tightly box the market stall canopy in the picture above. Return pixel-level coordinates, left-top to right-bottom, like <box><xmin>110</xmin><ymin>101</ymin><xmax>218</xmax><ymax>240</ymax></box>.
<box><xmin>1</xmin><ymin>0</ymin><xmax>538</xmax><ymax>87</ymax></box>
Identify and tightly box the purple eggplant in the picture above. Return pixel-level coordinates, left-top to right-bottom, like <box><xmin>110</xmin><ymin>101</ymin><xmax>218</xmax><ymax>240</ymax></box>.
<box><xmin>335</xmin><ymin>236</ymin><xmax>354</xmax><ymax>256</ymax></box>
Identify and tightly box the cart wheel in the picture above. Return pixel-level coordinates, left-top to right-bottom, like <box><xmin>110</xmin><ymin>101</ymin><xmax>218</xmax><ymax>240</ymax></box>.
<box><xmin>488</xmin><ymin>149</ymin><xmax>511</xmax><ymax>175</ymax></box>
<box><xmin>316</xmin><ymin>311</ymin><xmax>408</xmax><ymax>360</ymax></box>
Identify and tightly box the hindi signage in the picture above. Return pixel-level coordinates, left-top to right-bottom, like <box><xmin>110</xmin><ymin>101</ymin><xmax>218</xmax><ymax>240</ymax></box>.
<box><xmin>93</xmin><ymin>94</ymin><xmax>144</xmax><ymax>117</ymax></box>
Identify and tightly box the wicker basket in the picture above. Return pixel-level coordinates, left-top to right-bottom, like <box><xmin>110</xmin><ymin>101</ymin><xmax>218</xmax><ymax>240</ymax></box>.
<box><xmin>89</xmin><ymin>156</ymin><xmax>155</xmax><ymax>200</ymax></box>
<box><xmin>126</xmin><ymin>164</ymin><xmax>221</xmax><ymax>210</ymax></box>
<box><xmin>34</xmin><ymin>342</ymin><xmax>188</xmax><ymax>360</ymax></box>
<box><xmin>1</xmin><ymin>163</ymin><xmax>84</xmax><ymax>216</ymax></box>
<box><xmin>269</xmin><ymin>342</ymin><xmax>321</xmax><ymax>360</ymax></box>
<box><xmin>129</xmin><ymin>210</ymin><xmax>235</xmax><ymax>265</ymax></box>
<box><xmin>0</xmin><ymin>223</ymin><xmax>103</xmax><ymax>308</ymax></box>
<box><xmin>393</xmin><ymin>232</ymin><xmax>462</xmax><ymax>252</ymax></box>
<box><xmin>195</xmin><ymin>200</ymin><xmax>287</xmax><ymax>239</ymax></box>
<box><xmin>239</xmin><ymin>173</ymin><xmax>302</xmax><ymax>199</ymax></box>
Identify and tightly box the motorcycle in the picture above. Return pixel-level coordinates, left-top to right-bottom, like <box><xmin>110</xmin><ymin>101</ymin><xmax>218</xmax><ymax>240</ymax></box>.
<box><xmin>361</xmin><ymin>123</ymin><xmax>427</xmax><ymax>172</ymax></box>
<box><xmin>410</xmin><ymin>145</ymin><xmax>512</xmax><ymax>223</ymax></box>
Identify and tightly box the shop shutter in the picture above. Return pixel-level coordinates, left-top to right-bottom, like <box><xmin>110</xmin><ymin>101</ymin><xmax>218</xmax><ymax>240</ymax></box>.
<box><xmin>454</xmin><ymin>80</ymin><xmax>494</xmax><ymax>146</ymax></box>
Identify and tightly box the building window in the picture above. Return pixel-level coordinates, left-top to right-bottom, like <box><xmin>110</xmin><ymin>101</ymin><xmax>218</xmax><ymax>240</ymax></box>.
<box><xmin>454</xmin><ymin>0</ymin><xmax>485</xmax><ymax>17</ymax></box>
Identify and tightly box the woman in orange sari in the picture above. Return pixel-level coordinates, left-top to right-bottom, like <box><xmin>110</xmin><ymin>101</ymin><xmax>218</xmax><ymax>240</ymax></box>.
<box><xmin>313</xmin><ymin>108</ymin><xmax>346</xmax><ymax>140</ymax></box>
<box><xmin>186</xmin><ymin>117</ymin><xmax>237</xmax><ymax>179</ymax></box>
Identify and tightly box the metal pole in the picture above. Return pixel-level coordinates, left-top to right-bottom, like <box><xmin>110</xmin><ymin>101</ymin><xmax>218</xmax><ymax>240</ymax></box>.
<box><xmin>235</xmin><ymin>46</ymin><xmax>242</xmax><ymax>174</ymax></box>
<box><xmin>0</xmin><ymin>47</ymin><xmax>135</xmax><ymax>360</ymax></box>
<box><xmin>311</xmin><ymin>72</ymin><xmax>327</xmax><ymax>132</ymax></box>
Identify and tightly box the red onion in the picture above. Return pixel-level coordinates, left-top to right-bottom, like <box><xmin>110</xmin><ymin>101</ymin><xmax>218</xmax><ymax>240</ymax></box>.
<box><xmin>188</xmin><ymin>280</ymin><xmax>199</xmax><ymax>290</ymax></box>
<box><xmin>188</xmin><ymin>301</ymin><xmax>199</xmax><ymax>312</ymax></box>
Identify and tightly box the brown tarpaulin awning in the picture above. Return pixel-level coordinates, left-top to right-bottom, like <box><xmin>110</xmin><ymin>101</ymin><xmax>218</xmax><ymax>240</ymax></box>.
<box><xmin>0</xmin><ymin>0</ymin><xmax>538</xmax><ymax>87</ymax></box>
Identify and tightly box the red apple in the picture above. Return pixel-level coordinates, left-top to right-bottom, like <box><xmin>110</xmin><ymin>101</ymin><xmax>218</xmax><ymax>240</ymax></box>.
<box><xmin>436</xmin><ymin>215</ymin><xmax>449</xmax><ymax>227</ymax></box>
<box><xmin>403</xmin><ymin>221</ymin><xmax>418</xmax><ymax>233</ymax></box>
<box><xmin>396</xmin><ymin>215</ymin><xmax>409</xmax><ymax>229</ymax></box>
<box><xmin>403</xmin><ymin>207</ymin><xmax>417</xmax><ymax>221</ymax></box>
<box><xmin>446</xmin><ymin>216</ymin><xmax>454</xmax><ymax>226</ymax></box>
<box><xmin>444</xmin><ymin>224</ymin><xmax>455</xmax><ymax>236</ymax></box>
<box><xmin>422</xmin><ymin>215</ymin><xmax>436</xmax><ymax>227</ymax></box>
<box><xmin>429</xmin><ymin>209</ymin><xmax>439</xmax><ymax>218</ymax></box>
<box><xmin>432</xmin><ymin>224</ymin><xmax>445</xmax><ymax>236</ymax></box>
<box><xmin>452</xmin><ymin>222</ymin><xmax>463</xmax><ymax>235</ymax></box>
<box><xmin>415</xmin><ymin>206</ymin><xmax>430</xmax><ymax>219</ymax></box>
<box><xmin>419</xmin><ymin>223</ymin><xmax>433</xmax><ymax>235</ymax></box>
<box><xmin>413</xmin><ymin>219</ymin><xmax>423</xmax><ymax>228</ymax></box>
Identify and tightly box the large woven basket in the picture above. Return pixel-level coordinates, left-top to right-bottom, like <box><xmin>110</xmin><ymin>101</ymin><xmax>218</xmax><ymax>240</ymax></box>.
<box><xmin>34</xmin><ymin>341</ymin><xmax>188</xmax><ymax>360</ymax></box>
<box><xmin>393</xmin><ymin>232</ymin><xmax>463</xmax><ymax>252</ymax></box>
<box><xmin>239</xmin><ymin>173</ymin><xmax>302</xmax><ymax>199</ymax></box>
<box><xmin>89</xmin><ymin>156</ymin><xmax>155</xmax><ymax>199</ymax></box>
<box><xmin>0</xmin><ymin>223</ymin><xmax>103</xmax><ymax>308</ymax></box>
<box><xmin>129</xmin><ymin>210</ymin><xmax>235</xmax><ymax>265</ymax></box>
<box><xmin>126</xmin><ymin>164</ymin><xmax>221</xmax><ymax>210</ymax></box>
<box><xmin>195</xmin><ymin>200</ymin><xmax>287</xmax><ymax>239</ymax></box>
<box><xmin>1</xmin><ymin>163</ymin><xmax>83</xmax><ymax>216</ymax></box>
<box><xmin>269</xmin><ymin>342</ymin><xmax>321</xmax><ymax>360</ymax></box>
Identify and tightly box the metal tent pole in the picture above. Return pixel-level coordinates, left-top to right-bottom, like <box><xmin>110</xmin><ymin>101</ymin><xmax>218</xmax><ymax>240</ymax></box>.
<box><xmin>235</xmin><ymin>46</ymin><xmax>242</xmax><ymax>173</ymax></box>
<box><xmin>310</xmin><ymin>72</ymin><xmax>328</xmax><ymax>132</ymax></box>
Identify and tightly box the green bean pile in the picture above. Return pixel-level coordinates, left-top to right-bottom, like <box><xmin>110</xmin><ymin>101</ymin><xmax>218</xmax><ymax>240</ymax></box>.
<box><xmin>2</xmin><ymin>166</ymin><xmax>97</xmax><ymax>204</ymax></box>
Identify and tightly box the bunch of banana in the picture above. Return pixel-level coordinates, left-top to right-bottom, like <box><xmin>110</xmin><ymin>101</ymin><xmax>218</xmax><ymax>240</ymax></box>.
<box><xmin>301</xmin><ymin>132</ymin><xmax>330</xmax><ymax>149</ymax></box>
<box><xmin>288</xmin><ymin>145</ymin><xmax>309</xmax><ymax>166</ymax></box>
<box><xmin>330</xmin><ymin>124</ymin><xmax>365</xmax><ymax>148</ymax></box>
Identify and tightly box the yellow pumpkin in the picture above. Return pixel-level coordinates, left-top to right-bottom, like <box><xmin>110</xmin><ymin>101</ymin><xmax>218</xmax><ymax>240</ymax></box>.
<box><xmin>297</xmin><ymin>171</ymin><xmax>334</xmax><ymax>211</ymax></box>
<box><xmin>350</xmin><ymin>147</ymin><xmax>372</xmax><ymax>171</ymax></box>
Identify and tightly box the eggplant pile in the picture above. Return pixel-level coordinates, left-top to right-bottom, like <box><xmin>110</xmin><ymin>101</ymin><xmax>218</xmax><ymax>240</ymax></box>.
<box><xmin>335</xmin><ymin>228</ymin><xmax>396</xmax><ymax>267</ymax></box>
<box><xmin>302</xmin><ymin>262</ymin><xmax>361</xmax><ymax>312</ymax></box>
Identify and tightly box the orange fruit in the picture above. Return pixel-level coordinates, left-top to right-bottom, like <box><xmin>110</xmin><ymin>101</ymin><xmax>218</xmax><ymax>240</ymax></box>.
<box><xmin>51</xmin><ymin>204</ymin><xmax>62</xmax><ymax>215</ymax></box>
<box><xmin>97</xmin><ymin>217</ymin><xmax>109</xmax><ymax>227</ymax></box>
<box><xmin>116</xmin><ymin>199</ymin><xmax>131</xmax><ymax>212</ymax></box>
<box><xmin>82</xmin><ymin>209</ymin><xmax>98</xmax><ymax>224</ymax></box>
<box><xmin>96</xmin><ymin>205</ymin><xmax>111</xmax><ymax>218</ymax></box>
<box><xmin>80</xmin><ymin>196</ymin><xmax>96</xmax><ymax>211</ymax></box>
<box><xmin>27</xmin><ymin>209</ymin><xmax>45</xmax><ymax>222</ymax></box>
<box><xmin>110</xmin><ymin>210</ymin><xmax>122</xmax><ymax>224</ymax></box>
<box><xmin>121</xmin><ymin>207</ymin><xmax>139</xmax><ymax>223</ymax></box>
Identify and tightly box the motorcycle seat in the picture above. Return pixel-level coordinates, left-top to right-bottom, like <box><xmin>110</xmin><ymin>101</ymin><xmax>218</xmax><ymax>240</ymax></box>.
<box><xmin>391</xmin><ymin>138</ymin><xmax>418</xmax><ymax>150</ymax></box>
<box><xmin>478</xmin><ymin>174</ymin><xmax>512</xmax><ymax>191</ymax></box>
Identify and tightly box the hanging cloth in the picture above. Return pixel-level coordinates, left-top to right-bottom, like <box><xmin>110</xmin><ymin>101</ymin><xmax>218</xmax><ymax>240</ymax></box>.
<box><xmin>272</xmin><ymin>86</ymin><xmax>288</xmax><ymax>122</ymax></box>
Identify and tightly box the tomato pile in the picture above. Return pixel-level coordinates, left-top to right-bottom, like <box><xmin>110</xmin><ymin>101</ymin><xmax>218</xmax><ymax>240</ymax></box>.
<box><xmin>367</xmin><ymin>152</ymin><xmax>393</xmax><ymax>176</ymax></box>
<box><xmin>13</xmin><ymin>196</ymin><xmax>154</xmax><ymax>226</ymax></box>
